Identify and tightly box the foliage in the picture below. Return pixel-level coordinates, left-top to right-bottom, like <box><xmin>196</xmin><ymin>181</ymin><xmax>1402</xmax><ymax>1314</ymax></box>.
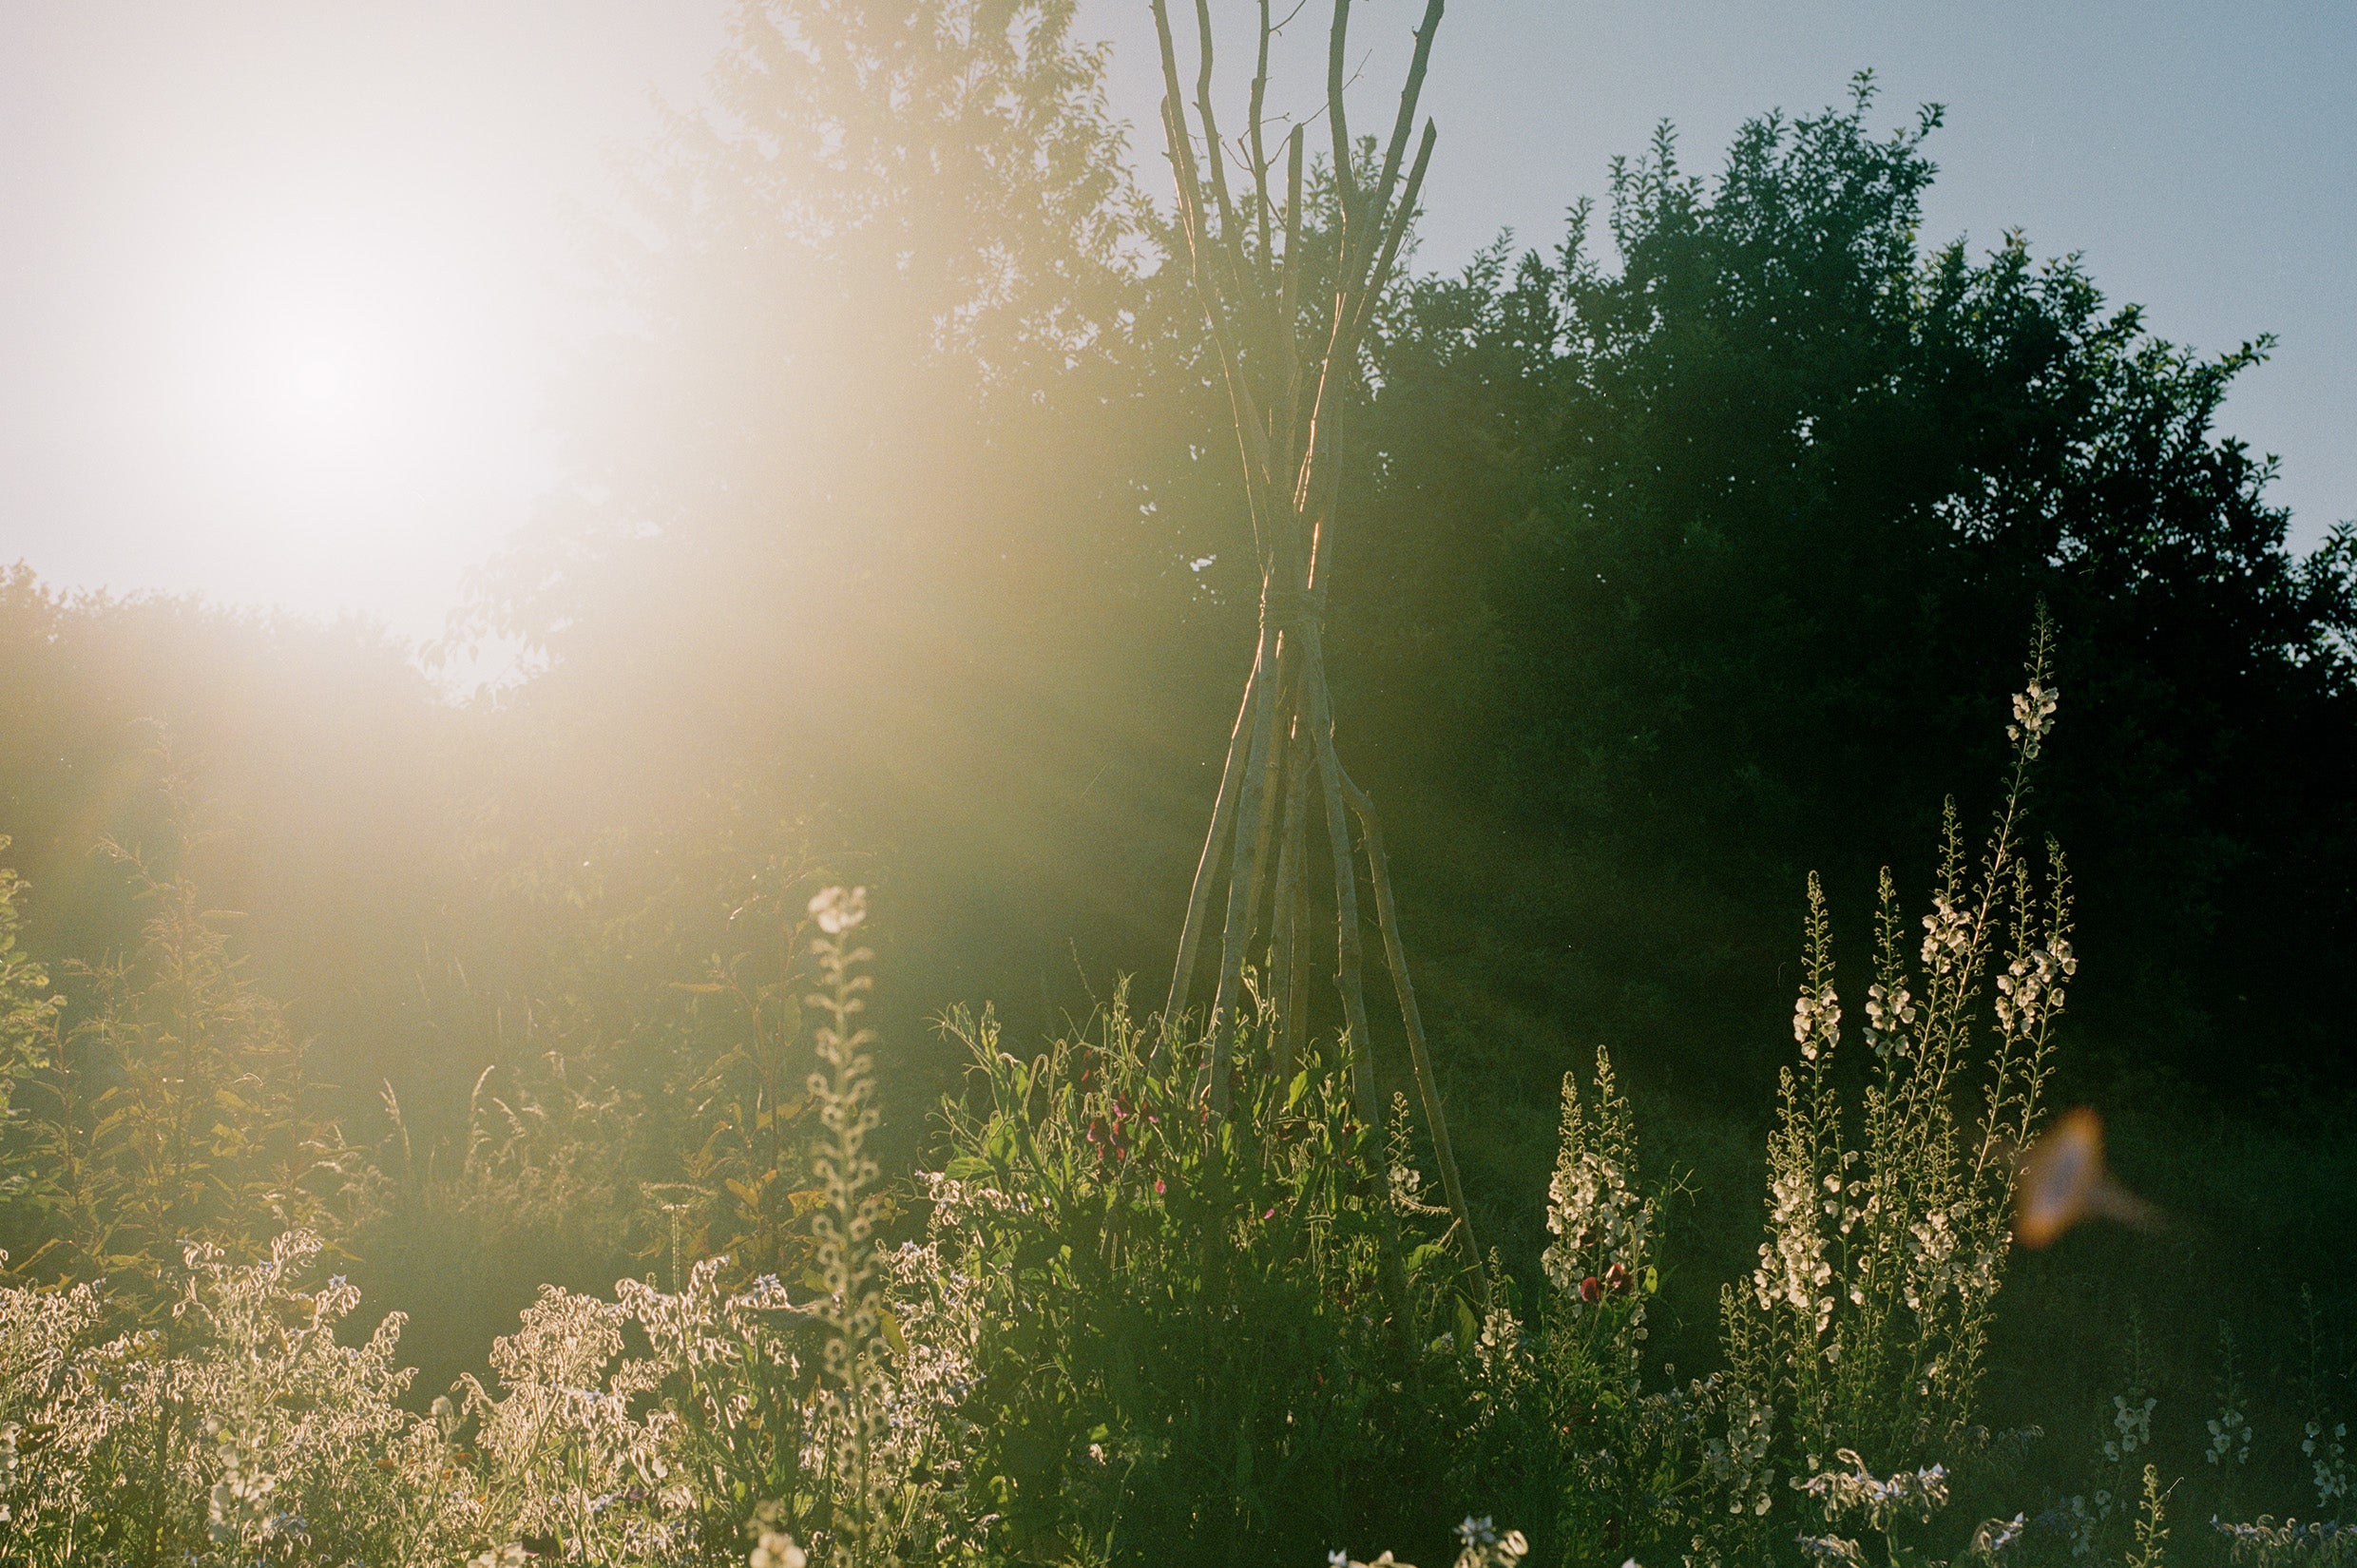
<box><xmin>1334</xmin><ymin>1515</ymin><xmax>1533</xmax><ymax>1568</ymax></box>
<box><xmin>1527</xmin><ymin>1044</ymin><xmax>1683</xmax><ymax>1559</ymax></box>
<box><xmin>341</xmin><ymin>838</ymin><xmax>861</xmax><ymax>1391</ymax></box>
<box><xmin>0</xmin><ymin>889</ymin><xmax>947</xmax><ymax>1568</ymax></box>
<box><xmin>0</xmin><ymin>1232</ymin><xmax>481</xmax><ymax>1566</ymax></box>
<box><xmin>0</xmin><ymin>834</ymin><xmax>2345</xmax><ymax>1568</ymax></box>
<box><xmin>2213</xmin><ymin>1518</ymin><xmax>2357</xmax><ymax>1568</ymax></box>
<box><xmin>349</xmin><ymin>1047</ymin><xmax>642</xmax><ymax>1367</ymax></box>
<box><xmin>0</xmin><ymin>771</ymin><xmax>352</xmax><ymax>1310</ymax></box>
<box><xmin>2018</xmin><ymin>1298</ymin><xmax>2357</xmax><ymax>1568</ymax></box>
<box><xmin>1719</xmin><ymin>627</ymin><xmax>2068</xmax><ymax>1499</ymax></box>
<box><xmin>434</xmin><ymin>0</ymin><xmax>1236</xmax><ymax>1167</ymax></box>
<box><xmin>661</xmin><ymin>870</ymin><xmax>842</xmax><ymax>1291</ymax></box>
<box><xmin>451</xmin><ymin>0</ymin><xmax>1166</xmax><ymax>728</ymax></box>
<box><xmin>1457</xmin><ymin>640</ymin><xmax>2069</xmax><ymax>1568</ymax></box>
<box><xmin>0</xmin><ymin>840</ymin><xmax>62</xmax><ymax>1123</ymax></box>
<box><xmin>905</xmin><ymin>985</ymin><xmax>1502</xmax><ymax>1565</ymax></box>
<box><xmin>0</xmin><ymin>16</ymin><xmax>2349</xmax><ymax>1568</ymax></box>
<box><xmin>1346</xmin><ymin>77</ymin><xmax>2357</xmax><ymax>1089</ymax></box>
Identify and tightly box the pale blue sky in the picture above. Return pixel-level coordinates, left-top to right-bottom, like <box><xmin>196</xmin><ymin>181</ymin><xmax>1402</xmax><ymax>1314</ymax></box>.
<box><xmin>0</xmin><ymin>1</ymin><xmax>2347</xmax><ymax>644</ymax></box>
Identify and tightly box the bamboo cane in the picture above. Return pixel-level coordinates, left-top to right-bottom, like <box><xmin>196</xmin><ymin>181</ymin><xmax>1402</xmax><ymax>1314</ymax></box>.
<box><xmin>1274</xmin><ymin>127</ymin><xmax>1306</xmax><ymax>471</ymax></box>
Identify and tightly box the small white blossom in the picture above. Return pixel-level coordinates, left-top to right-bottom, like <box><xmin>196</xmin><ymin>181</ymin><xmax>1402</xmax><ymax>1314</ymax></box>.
<box><xmin>2008</xmin><ymin>679</ymin><xmax>2060</xmax><ymax>757</ymax></box>
<box><xmin>809</xmin><ymin>884</ymin><xmax>869</xmax><ymax>934</ymax></box>
<box><xmin>749</xmin><ymin>1526</ymin><xmax>807</xmax><ymax>1568</ymax></box>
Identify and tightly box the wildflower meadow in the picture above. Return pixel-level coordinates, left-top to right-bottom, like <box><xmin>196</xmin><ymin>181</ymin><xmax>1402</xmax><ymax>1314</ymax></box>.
<box><xmin>1</xmin><ymin>0</ymin><xmax>2352</xmax><ymax>1564</ymax></box>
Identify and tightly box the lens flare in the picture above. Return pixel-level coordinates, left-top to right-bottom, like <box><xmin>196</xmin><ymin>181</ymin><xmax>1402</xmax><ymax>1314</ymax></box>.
<box><xmin>2012</xmin><ymin>1106</ymin><xmax>2156</xmax><ymax>1249</ymax></box>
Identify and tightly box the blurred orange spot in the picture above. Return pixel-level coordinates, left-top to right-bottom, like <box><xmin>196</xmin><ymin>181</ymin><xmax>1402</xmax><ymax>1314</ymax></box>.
<box><xmin>2013</xmin><ymin>1105</ymin><xmax>2154</xmax><ymax>1248</ymax></box>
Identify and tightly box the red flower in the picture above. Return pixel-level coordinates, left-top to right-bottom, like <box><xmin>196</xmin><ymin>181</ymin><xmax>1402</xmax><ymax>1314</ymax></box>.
<box><xmin>1604</xmin><ymin>1261</ymin><xmax>1630</xmax><ymax>1295</ymax></box>
<box><xmin>1580</xmin><ymin>1274</ymin><xmax>1602</xmax><ymax>1304</ymax></box>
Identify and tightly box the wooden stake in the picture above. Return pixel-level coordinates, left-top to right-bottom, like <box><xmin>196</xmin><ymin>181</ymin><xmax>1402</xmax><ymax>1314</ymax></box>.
<box><xmin>1146</xmin><ymin>0</ymin><xmax>1461</xmax><ymax>1341</ymax></box>
<box><xmin>1344</xmin><ymin>771</ymin><xmax>1487</xmax><ymax>1304</ymax></box>
<box><xmin>1207</xmin><ymin>621</ymin><xmax>1282</xmax><ymax>1106</ymax></box>
<box><xmin>1160</xmin><ymin>650</ymin><xmax>1262</xmax><ymax>1046</ymax></box>
<box><xmin>1302</xmin><ymin>640</ymin><xmax>1378</xmax><ymax>1132</ymax></box>
<box><xmin>1267</xmin><ymin>726</ymin><xmax>1311</xmax><ymax>1080</ymax></box>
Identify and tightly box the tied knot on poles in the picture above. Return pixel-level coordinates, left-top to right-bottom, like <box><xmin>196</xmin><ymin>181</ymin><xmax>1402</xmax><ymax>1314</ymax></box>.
<box><xmin>1260</xmin><ymin>586</ymin><xmax>1326</xmax><ymax>638</ymax></box>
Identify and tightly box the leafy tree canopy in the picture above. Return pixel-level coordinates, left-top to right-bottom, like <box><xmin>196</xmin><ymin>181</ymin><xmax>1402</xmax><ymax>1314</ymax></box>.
<box><xmin>1341</xmin><ymin>78</ymin><xmax>2356</xmax><ymax>1085</ymax></box>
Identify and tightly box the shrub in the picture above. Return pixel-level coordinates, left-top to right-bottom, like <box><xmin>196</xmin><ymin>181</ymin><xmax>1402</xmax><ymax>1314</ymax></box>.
<box><xmin>0</xmin><ymin>776</ymin><xmax>355</xmax><ymax>1310</ymax></box>
<box><xmin>0</xmin><ymin>1232</ymin><xmax>481</xmax><ymax>1565</ymax></box>
<box><xmin>0</xmin><ymin>887</ymin><xmax>944</xmax><ymax>1568</ymax></box>
<box><xmin>905</xmin><ymin>985</ymin><xmax>1503</xmax><ymax>1565</ymax></box>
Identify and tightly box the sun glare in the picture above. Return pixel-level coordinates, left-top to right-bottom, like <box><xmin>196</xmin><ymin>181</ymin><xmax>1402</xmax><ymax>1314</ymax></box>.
<box><xmin>210</xmin><ymin>287</ymin><xmax>403</xmax><ymax>449</ymax></box>
<box><xmin>157</xmin><ymin>226</ymin><xmax>545</xmax><ymax>555</ymax></box>
<box><xmin>288</xmin><ymin>349</ymin><xmax>347</xmax><ymax>409</ymax></box>
<box><xmin>100</xmin><ymin>220</ymin><xmax>564</xmax><ymax>642</ymax></box>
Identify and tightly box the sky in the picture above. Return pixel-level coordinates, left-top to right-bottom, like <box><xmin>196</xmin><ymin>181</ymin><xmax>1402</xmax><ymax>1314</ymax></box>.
<box><xmin>0</xmin><ymin>1</ymin><xmax>2348</xmax><ymax>650</ymax></box>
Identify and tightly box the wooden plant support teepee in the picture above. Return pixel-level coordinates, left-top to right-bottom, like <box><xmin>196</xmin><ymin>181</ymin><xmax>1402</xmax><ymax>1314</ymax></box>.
<box><xmin>1148</xmin><ymin>0</ymin><xmax>1485</xmax><ymax>1298</ymax></box>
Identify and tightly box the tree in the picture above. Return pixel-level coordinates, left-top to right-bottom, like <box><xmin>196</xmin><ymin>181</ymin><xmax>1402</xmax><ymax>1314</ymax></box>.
<box><xmin>1340</xmin><ymin>79</ymin><xmax>2357</xmax><ymax>1086</ymax></box>
<box><xmin>444</xmin><ymin>0</ymin><xmax>1243</xmax><ymax>1087</ymax></box>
